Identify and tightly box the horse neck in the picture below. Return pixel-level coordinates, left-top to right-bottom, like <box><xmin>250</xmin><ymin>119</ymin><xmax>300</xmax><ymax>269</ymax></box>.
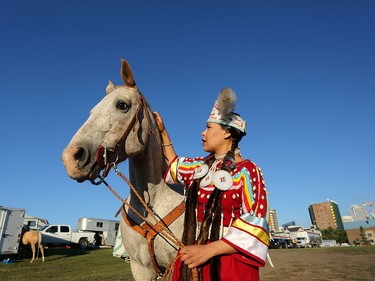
<box><xmin>128</xmin><ymin>133</ymin><xmax>166</xmax><ymax>204</ymax></box>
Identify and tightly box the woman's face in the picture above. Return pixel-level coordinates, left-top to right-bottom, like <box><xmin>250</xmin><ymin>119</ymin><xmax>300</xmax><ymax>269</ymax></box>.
<box><xmin>201</xmin><ymin>122</ymin><xmax>232</xmax><ymax>154</ymax></box>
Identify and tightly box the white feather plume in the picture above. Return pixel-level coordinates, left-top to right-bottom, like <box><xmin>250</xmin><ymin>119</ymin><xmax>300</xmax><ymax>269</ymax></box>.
<box><xmin>216</xmin><ymin>87</ymin><xmax>237</xmax><ymax>118</ymax></box>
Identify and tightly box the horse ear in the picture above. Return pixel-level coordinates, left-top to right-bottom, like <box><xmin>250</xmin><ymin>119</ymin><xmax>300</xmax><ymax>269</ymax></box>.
<box><xmin>121</xmin><ymin>59</ymin><xmax>136</xmax><ymax>87</ymax></box>
<box><xmin>106</xmin><ymin>80</ymin><xmax>115</xmax><ymax>95</ymax></box>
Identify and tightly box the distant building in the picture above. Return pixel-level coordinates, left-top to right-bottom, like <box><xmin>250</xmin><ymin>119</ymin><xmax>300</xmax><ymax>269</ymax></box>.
<box><xmin>344</xmin><ymin>202</ymin><xmax>375</xmax><ymax>245</ymax></box>
<box><xmin>308</xmin><ymin>200</ymin><xmax>344</xmax><ymax>230</ymax></box>
<box><xmin>342</xmin><ymin>215</ymin><xmax>353</xmax><ymax>223</ymax></box>
<box><xmin>282</xmin><ymin>221</ymin><xmax>296</xmax><ymax>230</ymax></box>
<box><xmin>344</xmin><ymin>220</ymin><xmax>375</xmax><ymax>245</ymax></box>
<box><xmin>269</xmin><ymin>209</ymin><xmax>279</xmax><ymax>233</ymax></box>
<box><xmin>350</xmin><ymin>204</ymin><xmax>368</xmax><ymax>221</ymax></box>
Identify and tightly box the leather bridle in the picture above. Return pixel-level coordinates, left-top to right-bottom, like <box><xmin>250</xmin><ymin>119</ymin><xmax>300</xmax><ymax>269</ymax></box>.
<box><xmin>90</xmin><ymin>94</ymin><xmax>148</xmax><ymax>185</ymax></box>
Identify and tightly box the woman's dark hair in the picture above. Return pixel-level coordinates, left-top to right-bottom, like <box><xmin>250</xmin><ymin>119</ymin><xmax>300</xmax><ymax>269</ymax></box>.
<box><xmin>220</xmin><ymin>122</ymin><xmax>245</xmax><ymax>170</ymax></box>
<box><xmin>180</xmin><ymin>120</ymin><xmax>245</xmax><ymax>281</ymax></box>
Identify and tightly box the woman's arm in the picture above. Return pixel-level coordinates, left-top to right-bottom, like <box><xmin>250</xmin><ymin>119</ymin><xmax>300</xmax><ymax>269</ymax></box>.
<box><xmin>220</xmin><ymin>161</ymin><xmax>270</xmax><ymax>267</ymax></box>
<box><xmin>153</xmin><ymin>111</ymin><xmax>177</xmax><ymax>165</ymax></box>
<box><xmin>179</xmin><ymin>240</ymin><xmax>237</xmax><ymax>269</ymax></box>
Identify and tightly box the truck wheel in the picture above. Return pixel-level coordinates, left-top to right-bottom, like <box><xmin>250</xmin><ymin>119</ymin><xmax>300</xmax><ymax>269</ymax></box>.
<box><xmin>78</xmin><ymin>238</ymin><xmax>89</xmax><ymax>249</ymax></box>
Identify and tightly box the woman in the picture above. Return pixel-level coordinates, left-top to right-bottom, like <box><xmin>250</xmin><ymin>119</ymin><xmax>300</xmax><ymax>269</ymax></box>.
<box><xmin>153</xmin><ymin>88</ymin><xmax>270</xmax><ymax>281</ymax></box>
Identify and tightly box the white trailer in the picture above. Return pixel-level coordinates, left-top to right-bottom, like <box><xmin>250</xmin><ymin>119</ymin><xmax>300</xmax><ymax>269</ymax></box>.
<box><xmin>23</xmin><ymin>215</ymin><xmax>49</xmax><ymax>230</ymax></box>
<box><xmin>296</xmin><ymin>229</ymin><xmax>322</xmax><ymax>248</ymax></box>
<box><xmin>77</xmin><ymin>217</ymin><xmax>120</xmax><ymax>246</ymax></box>
<box><xmin>321</xmin><ymin>239</ymin><xmax>338</xmax><ymax>247</ymax></box>
<box><xmin>0</xmin><ymin>206</ymin><xmax>25</xmax><ymax>256</ymax></box>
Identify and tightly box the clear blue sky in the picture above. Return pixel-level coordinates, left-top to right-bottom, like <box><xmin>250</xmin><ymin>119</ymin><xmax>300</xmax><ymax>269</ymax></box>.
<box><xmin>1</xmin><ymin>0</ymin><xmax>374</xmax><ymax>229</ymax></box>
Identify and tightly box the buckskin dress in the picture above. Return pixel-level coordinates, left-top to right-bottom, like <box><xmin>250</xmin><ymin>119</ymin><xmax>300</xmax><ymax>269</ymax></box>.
<box><xmin>165</xmin><ymin>155</ymin><xmax>270</xmax><ymax>281</ymax></box>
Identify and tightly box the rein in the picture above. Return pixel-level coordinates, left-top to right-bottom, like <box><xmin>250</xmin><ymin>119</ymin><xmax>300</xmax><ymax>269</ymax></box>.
<box><xmin>89</xmin><ymin>94</ymin><xmax>197</xmax><ymax>280</ymax></box>
<box><xmin>98</xmin><ymin>166</ymin><xmax>186</xmax><ymax>280</ymax></box>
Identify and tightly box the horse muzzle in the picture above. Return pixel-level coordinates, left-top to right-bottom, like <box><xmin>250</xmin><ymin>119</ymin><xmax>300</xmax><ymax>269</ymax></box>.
<box><xmin>62</xmin><ymin>145</ymin><xmax>100</xmax><ymax>182</ymax></box>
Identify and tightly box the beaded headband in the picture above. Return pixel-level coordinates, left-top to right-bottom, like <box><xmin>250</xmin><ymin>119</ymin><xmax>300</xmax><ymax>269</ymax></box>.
<box><xmin>207</xmin><ymin>88</ymin><xmax>247</xmax><ymax>133</ymax></box>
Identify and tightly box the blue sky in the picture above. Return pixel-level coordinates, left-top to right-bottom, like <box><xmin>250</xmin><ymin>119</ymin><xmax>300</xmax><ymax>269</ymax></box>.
<box><xmin>1</xmin><ymin>0</ymin><xmax>374</xmax><ymax>229</ymax></box>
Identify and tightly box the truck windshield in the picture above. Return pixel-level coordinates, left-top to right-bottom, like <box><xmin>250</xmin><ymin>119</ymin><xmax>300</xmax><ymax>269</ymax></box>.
<box><xmin>39</xmin><ymin>225</ymin><xmax>49</xmax><ymax>231</ymax></box>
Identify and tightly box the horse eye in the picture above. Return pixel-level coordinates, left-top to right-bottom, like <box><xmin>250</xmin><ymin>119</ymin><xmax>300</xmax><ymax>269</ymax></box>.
<box><xmin>116</xmin><ymin>101</ymin><xmax>129</xmax><ymax>111</ymax></box>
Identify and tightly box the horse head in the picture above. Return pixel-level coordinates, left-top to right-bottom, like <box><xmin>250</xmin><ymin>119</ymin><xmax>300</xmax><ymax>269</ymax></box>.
<box><xmin>62</xmin><ymin>59</ymin><xmax>159</xmax><ymax>183</ymax></box>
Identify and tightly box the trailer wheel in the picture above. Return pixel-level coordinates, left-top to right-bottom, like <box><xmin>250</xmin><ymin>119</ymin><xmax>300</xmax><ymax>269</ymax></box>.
<box><xmin>78</xmin><ymin>238</ymin><xmax>89</xmax><ymax>249</ymax></box>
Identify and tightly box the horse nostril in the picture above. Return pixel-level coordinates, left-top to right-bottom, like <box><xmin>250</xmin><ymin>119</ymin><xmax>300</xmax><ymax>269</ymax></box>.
<box><xmin>74</xmin><ymin>147</ymin><xmax>85</xmax><ymax>161</ymax></box>
<box><xmin>73</xmin><ymin>146</ymin><xmax>91</xmax><ymax>168</ymax></box>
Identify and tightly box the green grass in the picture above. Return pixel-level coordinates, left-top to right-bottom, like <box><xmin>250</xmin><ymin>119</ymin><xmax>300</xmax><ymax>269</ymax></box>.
<box><xmin>2</xmin><ymin>246</ymin><xmax>375</xmax><ymax>281</ymax></box>
<box><xmin>0</xmin><ymin>248</ymin><xmax>134</xmax><ymax>281</ymax></box>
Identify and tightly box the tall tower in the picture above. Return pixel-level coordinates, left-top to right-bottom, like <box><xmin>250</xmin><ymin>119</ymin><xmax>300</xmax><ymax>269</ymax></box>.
<box><xmin>269</xmin><ymin>209</ymin><xmax>279</xmax><ymax>233</ymax></box>
<box><xmin>350</xmin><ymin>204</ymin><xmax>368</xmax><ymax>221</ymax></box>
<box><xmin>308</xmin><ymin>200</ymin><xmax>344</xmax><ymax>230</ymax></box>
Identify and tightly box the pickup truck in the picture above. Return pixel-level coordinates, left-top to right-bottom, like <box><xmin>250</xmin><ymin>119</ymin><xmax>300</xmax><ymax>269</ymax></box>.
<box><xmin>39</xmin><ymin>224</ymin><xmax>95</xmax><ymax>249</ymax></box>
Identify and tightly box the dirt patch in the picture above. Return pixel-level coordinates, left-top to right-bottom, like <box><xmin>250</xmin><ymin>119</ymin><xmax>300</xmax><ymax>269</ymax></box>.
<box><xmin>260</xmin><ymin>247</ymin><xmax>375</xmax><ymax>281</ymax></box>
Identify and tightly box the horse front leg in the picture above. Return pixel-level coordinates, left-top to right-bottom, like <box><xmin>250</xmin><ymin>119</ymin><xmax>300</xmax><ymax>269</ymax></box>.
<box><xmin>130</xmin><ymin>259</ymin><xmax>157</xmax><ymax>281</ymax></box>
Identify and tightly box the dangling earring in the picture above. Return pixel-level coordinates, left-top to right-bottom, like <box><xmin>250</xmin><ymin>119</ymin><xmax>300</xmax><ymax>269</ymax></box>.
<box><xmin>235</xmin><ymin>146</ymin><xmax>242</xmax><ymax>157</ymax></box>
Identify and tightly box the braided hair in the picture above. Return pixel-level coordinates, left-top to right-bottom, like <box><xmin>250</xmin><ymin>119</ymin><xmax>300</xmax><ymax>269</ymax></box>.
<box><xmin>180</xmin><ymin>122</ymin><xmax>245</xmax><ymax>281</ymax></box>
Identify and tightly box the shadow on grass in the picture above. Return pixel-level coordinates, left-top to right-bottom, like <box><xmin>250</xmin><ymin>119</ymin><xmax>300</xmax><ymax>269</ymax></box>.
<box><xmin>18</xmin><ymin>246</ymin><xmax>96</xmax><ymax>262</ymax></box>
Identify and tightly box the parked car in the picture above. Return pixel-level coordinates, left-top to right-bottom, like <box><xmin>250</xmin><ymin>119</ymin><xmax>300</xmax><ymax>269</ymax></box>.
<box><xmin>269</xmin><ymin>238</ymin><xmax>287</xmax><ymax>249</ymax></box>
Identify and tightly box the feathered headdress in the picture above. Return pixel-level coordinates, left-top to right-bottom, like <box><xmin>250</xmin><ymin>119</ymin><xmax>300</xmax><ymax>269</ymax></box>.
<box><xmin>207</xmin><ymin>87</ymin><xmax>247</xmax><ymax>133</ymax></box>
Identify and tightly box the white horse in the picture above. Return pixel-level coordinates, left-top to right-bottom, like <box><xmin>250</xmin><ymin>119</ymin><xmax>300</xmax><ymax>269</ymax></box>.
<box><xmin>22</xmin><ymin>230</ymin><xmax>45</xmax><ymax>263</ymax></box>
<box><xmin>62</xmin><ymin>59</ymin><xmax>185</xmax><ymax>280</ymax></box>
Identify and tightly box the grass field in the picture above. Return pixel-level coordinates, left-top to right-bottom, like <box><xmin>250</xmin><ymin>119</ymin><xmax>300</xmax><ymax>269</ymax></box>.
<box><xmin>1</xmin><ymin>246</ymin><xmax>374</xmax><ymax>280</ymax></box>
<box><xmin>261</xmin><ymin>246</ymin><xmax>375</xmax><ymax>281</ymax></box>
<box><xmin>0</xmin><ymin>247</ymin><xmax>133</xmax><ymax>281</ymax></box>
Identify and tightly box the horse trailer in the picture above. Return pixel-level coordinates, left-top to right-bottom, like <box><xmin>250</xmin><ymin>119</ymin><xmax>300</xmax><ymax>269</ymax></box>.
<box><xmin>23</xmin><ymin>215</ymin><xmax>49</xmax><ymax>230</ymax></box>
<box><xmin>0</xmin><ymin>206</ymin><xmax>25</xmax><ymax>256</ymax></box>
<box><xmin>77</xmin><ymin>217</ymin><xmax>120</xmax><ymax>246</ymax></box>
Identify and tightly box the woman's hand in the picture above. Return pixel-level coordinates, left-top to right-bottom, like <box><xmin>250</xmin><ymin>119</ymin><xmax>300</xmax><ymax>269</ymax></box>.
<box><xmin>153</xmin><ymin>111</ymin><xmax>165</xmax><ymax>132</ymax></box>
<box><xmin>180</xmin><ymin>241</ymin><xmax>237</xmax><ymax>268</ymax></box>
<box><xmin>180</xmin><ymin>244</ymin><xmax>213</xmax><ymax>268</ymax></box>
<box><xmin>152</xmin><ymin>111</ymin><xmax>176</xmax><ymax>165</ymax></box>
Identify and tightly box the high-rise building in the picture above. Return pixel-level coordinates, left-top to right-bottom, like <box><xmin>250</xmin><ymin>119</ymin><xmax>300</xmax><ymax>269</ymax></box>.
<box><xmin>308</xmin><ymin>200</ymin><xmax>344</xmax><ymax>230</ymax></box>
<box><xmin>269</xmin><ymin>209</ymin><xmax>279</xmax><ymax>233</ymax></box>
<box><xmin>282</xmin><ymin>221</ymin><xmax>296</xmax><ymax>229</ymax></box>
<box><xmin>350</xmin><ymin>204</ymin><xmax>368</xmax><ymax>221</ymax></box>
